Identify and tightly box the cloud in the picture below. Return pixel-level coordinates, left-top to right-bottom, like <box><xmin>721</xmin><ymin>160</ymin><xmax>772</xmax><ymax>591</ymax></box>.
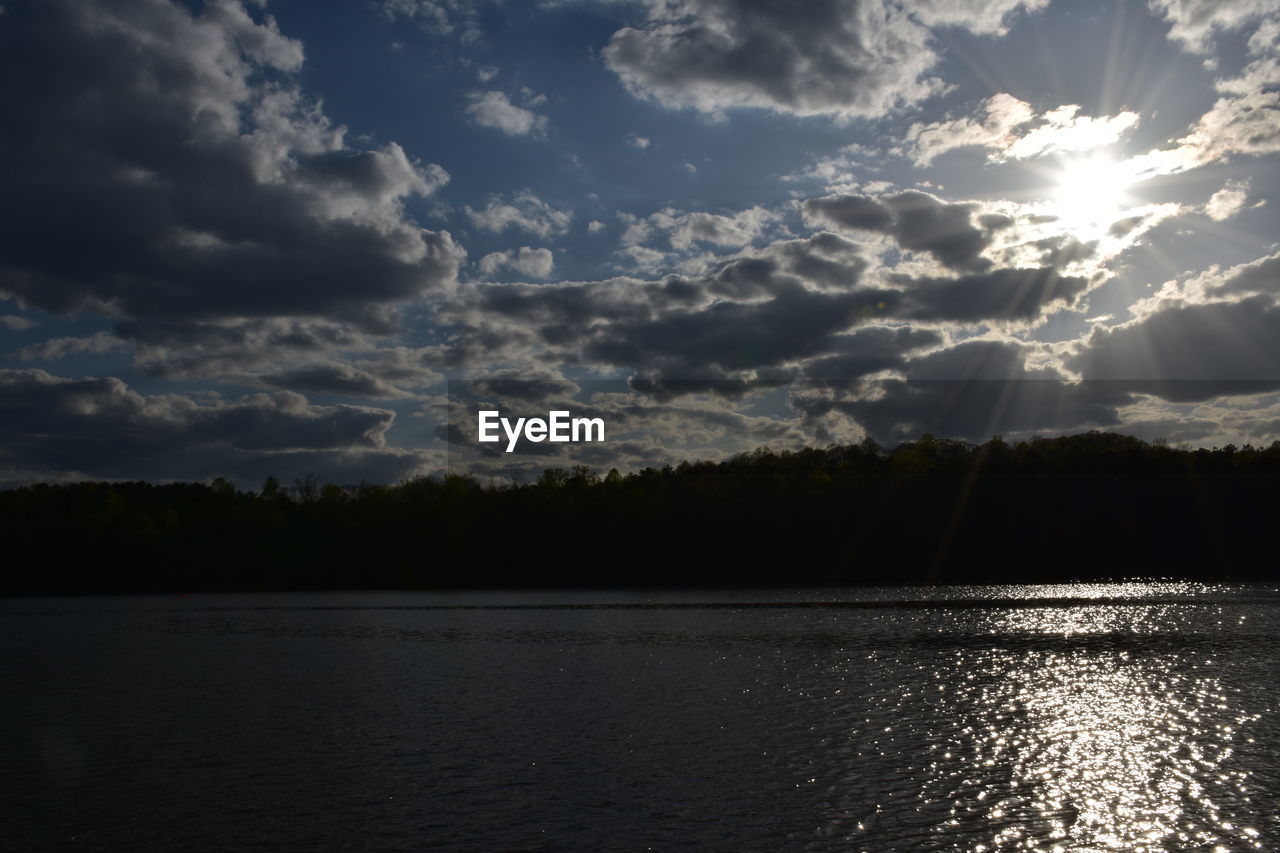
<box><xmin>1126</xmin><ymin>57</ymin><xmax>1280</xmax><ymax>177</ymax></box>
<box><xmin>464</xmin><ymin>190</ymin><xmax>572</xmax><ymax>238</ymax></box>
<box><xmin>601</xmin><ymin>0</ymin><xmax>946</xmax><ymax>120</ymax></box>
<box><xmin>1205</xmin><ymin>179</ymin><xmax>1252</xmax><ymax>221</ymax></box>
<box><xmin>447</xmin><ymin>230</ymin><xmax>1088</xmax><ymax>388</ymax></box>
<box><xmin>0</xmin><ymin>368</ymin><xmax>429</xmax><ymax>484</ymax></box>
<box><xmin>1178</xmin><ymin>58</ymin><xmax>1280</xmax><ymax>161</ymax></box>
<box><xmin>800</xmin><ymin>326</ymin><xmax>942</xmax><ymax>379</ymax></box>
<box><xmin>447</xmin><ymin>234</ymin><xmax>879</xmax><ymax>375</ymax></box>
<box><xmin>477</xmin><ymin>246</ymin><xmax>556</xmax><ymax>279</ymax></box>
<box><xmin>122</xmin><ymin>318</ymin><xmax>370</xmax><ymax>380</ymax></box>
<box><xmin>1001</xmin><ymin>105</ymin><xmax>1140</xmax><ymax>160</ymax></box>
<box><xmin>353</xmin><ymin>346</ymin><xmax>445</xmax><ymax>390</ymax></box>
<box><xmin>615</xmin><ymin>205</ymin><xmax>782</xmax><ymax>272</ymax></box>
<box><xmin>892</xmin><ymin>266</ymin><xmax>1089</xmax><ymax>322</ymax></box>
<box><xmin>254</xmin><ymin>362</ymin><xmax>413</xmax><ymax>399</ymax></box>
<box><xmin>904</xmin><ymin>93</ymin><xmax>1035</xmax><ymax>166</ymax></box>
<box><xmin>1064</xmin><ymin>253</ymin><xmax>1280</xmax><ymax>400</ymax></box>
<box><xmin>904</xmin><ymin>94</ymin><xmax>1139</xmax><ymax>166</ymax></box>
<box><xmin>1148</xmin><ymin>0</ymin><xmax>1275</xmax><ymax>53</ymax></box>
<box><xmin>622</xmin><ymin>206</ymin><xmax>778</xmax><ymax>253</ymax></box>
<box><xmin>377</xmin><ymin>0</ymin><xmax>484</xmax><ymax>41</ymax></box>
<box><xmin>15</xmin><ymin>332</ymin><xmax>127</xmax><ymax>362</ymax></box>
<box><xmin>803</xmin><ymin>191</ymin><xmax>1011</xmax><ymax>271</ymax></box>
<box><xmin>0</xmin><ymin>0</ymin><xmax>463</xmax><ymax>343</ymax></box>
<box><xmin>0</xmin><ymin>314</ymin><xmax>36</xmax><ymax>331</ymax></box>
<box><xmin>582</xmin><ymin>281</ymin><xmax>891</xmax><ymax>375</ymax></box>
<box><xmin>1071</xmin><ymin>297</ymin><xmax>1280</xmax><ymax>385</ymax></box>
<box><xmin>465</xmin><ymin>90</ymin><xmax>548</xmax><ymax>136</ymax></box>
<box><xmin>908</xmin><ymin>0</ymin><xmax>1048</xmax><ymax>35</ymax></box>
<box><xmin>625</xmin><ymin>133</ymin><xmax>651</xmax><ymax>149</ymax></box>
<box><xmin>793</xmin><ymin>340</ymin><xmax>1132</xmax><ymax>444</ymax></box>
<box><xmin>779</xmin><ymin>143</ymin><xmax>876</xmax><ymax>190</ymax></box>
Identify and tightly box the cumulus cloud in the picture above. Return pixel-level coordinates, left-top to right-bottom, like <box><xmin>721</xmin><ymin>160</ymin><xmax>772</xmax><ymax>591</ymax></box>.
<box><xmin>803</xmin><ymin>191</ymin><xmax>1013</xmax><ymax>271</ymax></box>
<box><xmin>615</xmin><ymin>205</ymin><xmax>782</xmax><ymax>272</ymax></box>
<box><xmin>800</xmin><ymin>326</ymin><xmax>942</xmax><ymax>379</ymax></box>
<box><xmin>0</xmin><ymin>0</ymin><xmax>462</xmax><ymax>345</ymax></box>
<box><xmin>465</xmin><ymin>90</ymin><xmax>548</xmax><ymax>136</ymax></box>
<box><xmin>1148</xmin><ymin>0</ymin><xmax>1275</xmax><ymax>53</ymax></box>
<box><xmin>904</xmin><ymin>94</ymin><xmax>1139</xmax><ymax>166</ymax></box>
<box><xmin>1126</xmin><ymin>57</ymin><xmax>1280</xmax><ymax>178</ymax></box>
<box><xmin>904</xmin><ymin>93</ymin><xmax>1035</xmax><ymax>166</ymax></box>
<box><xmin>891</xmin><ymin>266</ymin><xmax>1089</xmax><ymax>322</ymax></box>
<box><xmin>1205</xmin><ymin>179</ymin><xmax>1252</xmax><ymax>221</ymax></box>
<box><xmin>602</xmin><ymin>0</ymin><xmax>946</xmax><ymax>120</ymax></box>
<box><xmin>445</xmin><ymin>229</ymin><xmax>1088</xmax><ymax>390</ymax></box>
<box><xmin>464</xmin><ymin>190</ymin><xmax>572</xmax><ymax>238</ymax></box>
<box><xmin>477</xmin><ymin>246</ymin><xmax>556</xmax><ymax>279</ymax></box>
<box><xmin>0</xmin><ymin>369</ymin><xmax>428</xmax><ymax>484</ymax></box>
<box><xmin>1070</xmin><ymin>296</ymin><xmax>1280</xmax><ymax>397</ymax></box>
<box><xmin>1063</xmin><ymin>253</ymin><xmax>1280</xmax><ymax>401</ymax></box>
<box><xmin>1176</xmin><ymin>58</ymin><xmax>1280</xmax><ymax>162</ymax></box>
<box><xmin>621</xmin><ymin>206</ymin><xmax>778</xmax><ymax>253</ymax></box>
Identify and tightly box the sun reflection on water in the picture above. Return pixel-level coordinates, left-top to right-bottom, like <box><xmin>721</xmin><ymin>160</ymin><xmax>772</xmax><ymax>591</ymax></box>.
<box><xmin>908</xmin><ymin>603</ymin><xmax>1265</xmax><ymax>852</ymax></box>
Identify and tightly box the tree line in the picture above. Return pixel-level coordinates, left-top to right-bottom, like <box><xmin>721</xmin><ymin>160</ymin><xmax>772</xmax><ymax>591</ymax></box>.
<box><xmin>2</xmin><ymin>431</ymin><xmax>1278</xmax><ymax>594</ymax></box>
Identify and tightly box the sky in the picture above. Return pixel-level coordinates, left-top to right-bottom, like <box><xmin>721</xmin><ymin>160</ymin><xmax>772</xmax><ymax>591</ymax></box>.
<box><xmin>2</xmin><ymin>0</ymin><xmax>1280</xmax><ymax>485</ymax></box>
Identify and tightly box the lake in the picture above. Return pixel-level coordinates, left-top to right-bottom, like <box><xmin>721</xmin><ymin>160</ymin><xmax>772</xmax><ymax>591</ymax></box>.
<box><xmin>3</xmin><ymin>583</ymin><xmax>1278</xmax><ymax>851</ymax></box>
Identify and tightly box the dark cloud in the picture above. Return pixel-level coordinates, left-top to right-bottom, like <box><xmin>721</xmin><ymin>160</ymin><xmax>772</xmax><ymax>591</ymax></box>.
<box><xmin>625</xmin><ymin>376</ymin><xmax>765</xmax><ymax>401</ymax></box>
<box><xmin>1032</xmin><ymin>234</ymin><xmax>1097</xmax><ymax>269</ymax></box>
<box><xmin>0</xmin><ymin>0</ymin><xmax>461</xmax><ymax>340</ymax></box>
<box><xmin>123</xmin><ymin>318</ymin><xmax>369</xmax><ymax>379</ymax></box>
<box><xmin>0</xmin><ymin>369</ymin><xmax>427</xmax><ymax>484</ymax></box>
<box><xmin>894</xmin><ymin>266</ymin><xmax>1090</xmax><ymax>322</ymax></box>
<box><xmin>803</xmin><ymin>191</ymin><xmax>1004</xmax><ymax>271</ymax></box>
<box><xmin>602</xmin><ymin>0</ymin><xmax>944</xmax><ymax>119</ymax></box>
<box><xmin>256</xmin><ymin>363</ymin><xmax>411</xmax><ymax>399</ymax></box>
<box><xmin>1068</xmin><ymin>295</ymin><xmax>1280</xmax><ymax>400</ymax></box>
<box><xmin>1206</xmin><ymin>252</ymin><xmax>1280</xmax><ymax>297</ymax></box>
<box><xmin>15</xmin><ymin>332</ymin><xmax>127</xmax><ymax>363</ymax></box>
<box><xmin>1117</xmin><ymin>418</ymin><xmax>1222</xmax><ymax>444</ymax></box>
<box><xmin>793</xmin><ymin>341</ymin><xmax>1132</xmax><ymax>444</ymax></box>
<box><xmin>1108</xmin><ymin>215</ymin><xmax>1147</xmax><ymax>238</ymax></box>
<box><xmin>1056</xmin><ymin>256</ymin><xmax>1280</xmax><ymax>404</ymax></box>
<box><xmin>458</xmin><ymin>372</ymin><xmax>582</xmax><ymax>403</ymax></box>
<box><xmin>451</xmin><ymin>232</ymin><xmax>1087</xmax><ymax>387</ymax></box>
<box><xmin>798</xmin><ymin>326</ymin><xmax>942</xmax><ymax>380</ymax></box>
<box><xmin>584</xmin><ymin>282</ymin><xmax>893</xmax><ymax>374</ymax></box>
<box><xmin>904</xmin><ymin>339</ymin><xmax>1048</xmax><ymax>379</ymax></box>
<box><xmin>1071</xmin><ymin>295</ymin><xmax>1280</xmax><ymax>379</ymax></box>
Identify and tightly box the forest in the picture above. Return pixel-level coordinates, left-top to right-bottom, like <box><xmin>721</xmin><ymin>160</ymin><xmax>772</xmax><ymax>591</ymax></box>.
<box><xmin>2</xmin><ymin>431</ymin><xmax>1278</xmax><ymax>594</ymax></box>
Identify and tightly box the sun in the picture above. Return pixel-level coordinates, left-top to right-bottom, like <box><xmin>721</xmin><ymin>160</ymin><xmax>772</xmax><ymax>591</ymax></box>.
<box><xmin>1051</xmin><ymin>152</ymin><xmax>1136</xmax><ymax>228</ymax></box>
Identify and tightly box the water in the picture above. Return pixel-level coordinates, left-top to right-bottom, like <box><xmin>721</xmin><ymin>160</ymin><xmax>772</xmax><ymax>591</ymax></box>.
<box><xmin>3</xmin><ymin>583</ymin><xmax>1278</xmax><ymax>851</ymax></box>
